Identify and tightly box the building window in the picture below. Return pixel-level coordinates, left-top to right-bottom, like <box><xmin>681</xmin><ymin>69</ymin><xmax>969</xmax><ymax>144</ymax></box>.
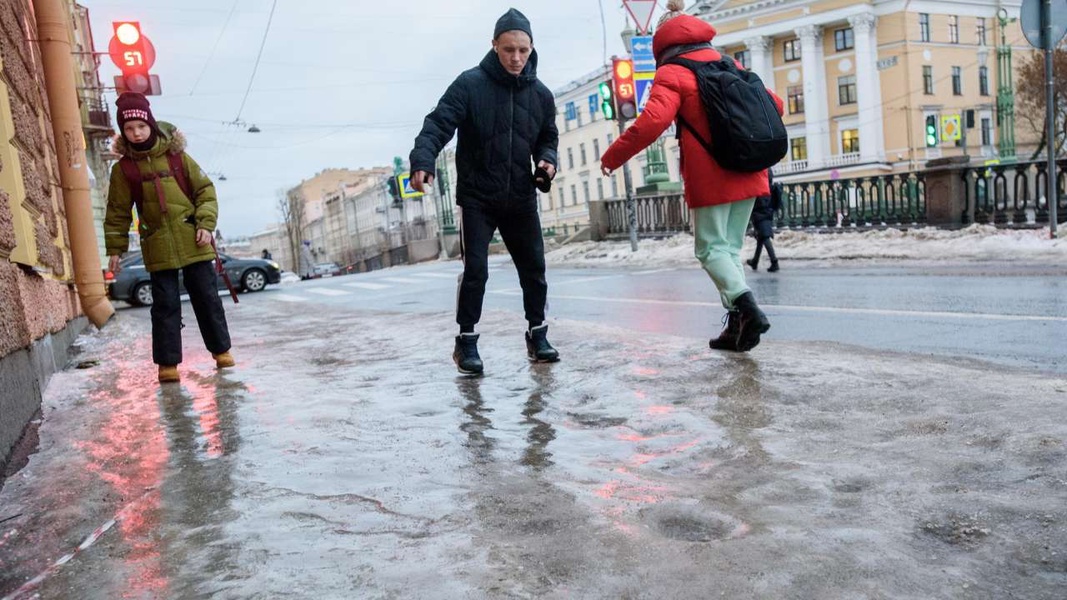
<box><xmin>611</xmin><ymin>174</ymin><xmax>619</xmax><ymax>197</ymax></box>
<box><xmin>734</xmin><ymin>50</ymin><xmax>750</xmax><ymax>69</ymax></box>
<box><xmin>981</xmin><ymin>117</ymin><xmax>992</xmax><ymax>146</ymax></box>
<box><xmin>919</xmin><ymin>13</ymin><xmax>930</xmax><ymax>42</ymax></box>
<box><xmin>952</xmin><ymin>66</ymin><xmax>963</xmax><ymax>95</ymax></box>
<box><xmin>977</xmin><ymin>17</ymin><xmax>987</xmax><ymax>45</ymax></box>
<box><xmin>607</xmin><ymin>133</ymin><xmax>614</xmax><ymax>146</ymax></box>
<box><xmin>582</xmin><ymin>180</ymin><xmax>591</xmax><ymax>204</ymax></box>
<box><xmin>567</xmin><ymin>147</ymin><xmax>574</xmax><ymax>170</ymax></box>
<box><xmin>593</xmin><ymin>138</ymin><xmax>601</xmax><ymax>160</ymax></box>
<box><xmin>580</xmin><ymin>143</ymin><xmax>587</xmax><ymax>166</ymax></box>
<box><xmin>979</xmin><ymin>66</ymin><xmax>990</xmax><ymax>96</ymax></box>
<box><xmin>791</xmin><ymin>137</ymin><xmax>808</xmax><ymax>161</ymax></box>
<box><xmin>788</xmin><ymin>85</ymin><xmax>805</xmax><ymax>114</ymax></box>
<box><xmin>597</xmin><ymin>178</ymin><xmax>604</xmax><ymax>200</ymax></box>
<box><xmin>571</xmin><ymin>184</ymin><xmax>578</xmax><ymax>206</ymax></box>
<box><xmin>577</xmin><ymin>109</ymin><xmax>584</xmax><ymax>127</ymax></box>
<box><xmin>558</xmin><ymin>187</ymin><xmax>565</xmax><ymax>208</ymax></box>
<box><xmin>842</xmin><ymin>129</ymin><xmax>860</xmax><ymax>154</ymax></box>
<box><xmin>784</xmin><ymin>39</ymin><xmax>801</xmax><ymax>62</ymax></box>
<box><xmin>838</xmin><ymin>75</ymin><xmax>857</xmax><ymax>105</ymax></box>
<box><xmin>949</xmin><ymin>15</ymin><xmax>959</xmax><ymax>44</ymax></box>
<box><xmin>923</xmin><ymin>65</ymin><xmax>934</xmax><ymax>95</ymax></box>
<box><xmin>834</xmin><ymin>28</ymin><xmax>854</xmax><ymax>52</ymax></box>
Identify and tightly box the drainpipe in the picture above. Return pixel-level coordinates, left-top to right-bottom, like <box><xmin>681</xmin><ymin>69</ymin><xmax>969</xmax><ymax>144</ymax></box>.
<box><xmin>33</xmin><ymin>0</ymin><xmax>114</xmax><ymax>327</ymax></box>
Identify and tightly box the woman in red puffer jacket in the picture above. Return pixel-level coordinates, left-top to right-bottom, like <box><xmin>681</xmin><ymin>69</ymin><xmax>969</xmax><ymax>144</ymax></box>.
<box><xmin>600</xmin><ymin>0</ymin><xmax>784</xmax><ymax>353</ymax></box>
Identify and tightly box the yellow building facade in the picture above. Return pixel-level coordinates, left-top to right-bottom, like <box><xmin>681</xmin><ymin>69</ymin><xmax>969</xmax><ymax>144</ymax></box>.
<box><xmin>693</xmin><ymin>0</ymin><xmax>1035</xmax><ymax>181</ymax></box>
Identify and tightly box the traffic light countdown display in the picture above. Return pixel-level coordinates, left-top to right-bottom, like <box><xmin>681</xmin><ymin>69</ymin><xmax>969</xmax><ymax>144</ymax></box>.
<box><xmin>108</xmin><ymin>21</ymin><xmax>161</xmax><ymax>95</ymax></box>
<box><xmin>611</xmin><ymin>58</ymin><xmax>637</xmax><ymax>121</ymax></box>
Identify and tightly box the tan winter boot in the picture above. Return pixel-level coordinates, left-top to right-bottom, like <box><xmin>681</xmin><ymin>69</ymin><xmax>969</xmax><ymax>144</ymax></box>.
<box><xmin>158</xmin><ymin>365</ymin><xmax>180</xmax><ymax>383</ymax></box>
<box><xmin>213</xmin><ymin>352</ymin><xmax>236</xmax><ymax>369</ymax></box>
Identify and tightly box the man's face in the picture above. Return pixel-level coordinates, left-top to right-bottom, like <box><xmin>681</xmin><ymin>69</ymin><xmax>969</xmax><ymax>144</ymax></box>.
<box><xmin>123</xmin><ymin>120</ymin><xmax>152</xmax><ymax>144</ymax></box>
<box><xmin>493</xmin><ymin>31</ymin><xmax>533</xmax><ymax>76</ymax></box>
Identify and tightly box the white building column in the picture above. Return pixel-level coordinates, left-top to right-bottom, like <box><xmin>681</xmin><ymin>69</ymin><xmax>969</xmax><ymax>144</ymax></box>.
<box><xmin>796</xmin><ymin>24</ymin><xmax>829</xmax><ymax>168</ymax></box>
<box><xmin>849</xmin><ymin>13</ymin><xmax>884</xmax><ymax>162</ymax></box>
<box><xmin>743</xmin><ymin>36</ymin><xmax>773</xmax><ymax>88</ymax></box>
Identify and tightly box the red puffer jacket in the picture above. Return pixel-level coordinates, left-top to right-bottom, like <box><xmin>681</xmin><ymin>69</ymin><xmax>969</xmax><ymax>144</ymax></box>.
<box><xmin>601</xmin><ymin>15</ymin><xmax>784</xmax><ymax>209</ymax></box>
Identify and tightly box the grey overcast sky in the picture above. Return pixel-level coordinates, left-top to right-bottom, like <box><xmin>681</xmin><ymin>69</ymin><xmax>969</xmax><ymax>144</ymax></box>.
<box><xmin>84</xmin><ymin>1</ymin><xmax>656</xmax><ymax>237</ymax></box>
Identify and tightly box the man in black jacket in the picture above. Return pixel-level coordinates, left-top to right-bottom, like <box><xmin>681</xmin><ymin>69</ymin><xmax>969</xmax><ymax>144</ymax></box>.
<box><xmin>409</xmin><ymin>8</ymin><xmax>560</xmax><ymax>375</ymax></box>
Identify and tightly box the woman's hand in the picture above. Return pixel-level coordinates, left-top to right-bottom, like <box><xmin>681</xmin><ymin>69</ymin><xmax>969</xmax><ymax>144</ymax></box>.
<box><xmin>196</xmin><ymin>229</ymin><xmax>213</xmax><ymax>247</ymax></box>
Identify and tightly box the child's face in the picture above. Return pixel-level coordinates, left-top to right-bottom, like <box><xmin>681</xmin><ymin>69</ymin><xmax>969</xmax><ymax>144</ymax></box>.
<box><xmin>123</xmin><ymin>120</ymin><xmax>152</xmax><ymax>144</ymax></box>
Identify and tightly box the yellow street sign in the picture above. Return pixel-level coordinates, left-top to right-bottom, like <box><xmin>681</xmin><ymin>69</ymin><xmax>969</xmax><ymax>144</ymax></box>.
<box><xmin>941</xmin><ymin>114</ymin><xmax>961</xmax><ymax>142</ymax></box>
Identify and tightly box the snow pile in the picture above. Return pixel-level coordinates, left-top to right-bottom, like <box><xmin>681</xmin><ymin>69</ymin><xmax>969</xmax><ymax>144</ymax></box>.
<box><xmin>546</xmin><ymin>225</ymin><xmax>1067</xmax><ymax>268</ymax></box>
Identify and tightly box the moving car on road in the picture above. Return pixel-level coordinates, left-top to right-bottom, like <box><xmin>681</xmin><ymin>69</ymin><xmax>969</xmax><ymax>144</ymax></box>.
<box><xmin>106</xmin><ymin>252</ymin><xmax>282</xmax><ymax>306</ymax></box>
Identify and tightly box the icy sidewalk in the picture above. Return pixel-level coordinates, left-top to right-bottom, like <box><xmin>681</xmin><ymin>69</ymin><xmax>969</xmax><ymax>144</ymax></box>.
<box><xmin>1</xmin><ymin>304</ymin><xmax>1066</xmax><ymax>599</ymax></box>
<box><xmin>548</xmin><ymin>224</ymin><xmax>1067</xmax><ymax>268</ymax></box>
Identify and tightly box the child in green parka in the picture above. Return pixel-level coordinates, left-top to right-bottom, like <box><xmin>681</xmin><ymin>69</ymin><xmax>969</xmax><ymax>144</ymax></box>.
<box><xmin>104</xmin><ymin>93</ymin><xmax>234</xmax><ymax>384</ymax></box>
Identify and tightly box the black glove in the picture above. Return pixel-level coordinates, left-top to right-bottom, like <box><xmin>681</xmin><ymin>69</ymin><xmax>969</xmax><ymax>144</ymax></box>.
<box><xmin>533</xmin><ymin>166</ymin><xmax>552</xmax><ymax>193</ymax></box>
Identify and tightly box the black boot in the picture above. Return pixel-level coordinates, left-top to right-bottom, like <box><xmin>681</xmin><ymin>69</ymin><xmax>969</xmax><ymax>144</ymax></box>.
<box><xmin>525</xmin><ymin>325</ymin><xmax>560</xmax><ymax>363</ymax></box>
<box><xmin>709</xmin><ymin>311</ymin><xmax>741</xmax><ymax>351</ymax></box>
<box><xmin>746</xmin><ymin>258</ymin><xmax>759</xmax><ymax>271</ymax></box>
<box><xmin>767</xmin><ymin>261</ymin><xmax>780</xmax><ymax>273</ymax></box>
<box><xmin>765</xmin><ymin>240</ymin><xmax>779</xmax><ymax>272</ymax></box>
<box><xmin>453</xmin><ymin>333</ymin><xmax>484</xmax><ymax>375</ymax></box>
<box><xmin>734</xmin><ymin>292</ymin><xmax>770</xmax><ymax>352</ymax></box>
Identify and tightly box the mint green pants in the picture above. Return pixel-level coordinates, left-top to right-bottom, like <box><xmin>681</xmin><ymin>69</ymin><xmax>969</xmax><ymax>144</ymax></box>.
<box><xmin>693</xmin><ymin>199</ymin><xmax>755</xmax><ymax>310</ymax></box>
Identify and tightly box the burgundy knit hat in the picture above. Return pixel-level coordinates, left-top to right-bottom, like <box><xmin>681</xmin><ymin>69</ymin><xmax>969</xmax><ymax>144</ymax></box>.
<box><xmin>115</xmin><ymin>92</ymin><xmax>157</xmax><ymax>131</ymax></box>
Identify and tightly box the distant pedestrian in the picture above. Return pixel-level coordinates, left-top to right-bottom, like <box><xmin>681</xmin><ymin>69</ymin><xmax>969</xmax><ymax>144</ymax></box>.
<box><xmin>103</xmin><ymin>93</ymin><xmax>234</xmax><ymax>384</ymax></box>
<box><xmin>747</xmin><ymin>172</ymin><xmax>781</xmax><ymax>273</ymax></box>
<box><xmin>408</xmin><ymin>8</ymin><xmax>560</xmax><ymax>375</ymax></box>
<box><xmin>261</xmin><ymin>248</ymin><xmax>272</xmax><ymax>260</ymax></box>
<box><xmin>299</xmin><ymin>241</ymin><xmax>315</xmax><ymax>280</ymax></box>
<box><xmin>600</xmin><ymin>0</ymin><xmax>785</xmax><ymax>352</ymax></box>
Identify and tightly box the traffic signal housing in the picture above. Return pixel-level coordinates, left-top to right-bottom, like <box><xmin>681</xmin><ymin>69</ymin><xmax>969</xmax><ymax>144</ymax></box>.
<box><xmin>612</xmin><ymin>58</ymin><xmax>637</xmax><ymax>121</ymax></box>
<box><xmin>598</xmin><ymin>81</ymin><xmax>615</xmax><ymax>121</ymax></box>
<box><xmin>108</xmin><ymin>21</ymin><xmax>160</xmax><ymax>95</ymax></box>
<box><xmin>925</xmin><ymin>115</ymin><xmax>939</xmax><ymax>147</ymax></box>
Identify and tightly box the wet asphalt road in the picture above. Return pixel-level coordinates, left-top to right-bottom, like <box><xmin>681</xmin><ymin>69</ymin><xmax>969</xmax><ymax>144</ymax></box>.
<box><xmin>2</xmin><ymin>257</ymin><xmax>1066</xmax><ymax>599</ymax></box>
<box><xmin>160</xmin><ymin>257</ymin><xmax>1067</xmax><ymax>374</ymax></box>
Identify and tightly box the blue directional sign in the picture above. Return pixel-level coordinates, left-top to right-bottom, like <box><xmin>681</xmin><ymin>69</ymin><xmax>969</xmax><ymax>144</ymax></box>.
<box><xmin>631</xmin><ymin>35</ymin><xmax>655</xmax><ymax>72</ymax></box>
<box><xmin>635</xmin><ymin>72</ymin><xmax>654</xmax><ymax>115</ymax></box>
<box><xmin>398</xmin><ymin>173</ymin><xmax>424</xmax><ymax>199</ymax></box>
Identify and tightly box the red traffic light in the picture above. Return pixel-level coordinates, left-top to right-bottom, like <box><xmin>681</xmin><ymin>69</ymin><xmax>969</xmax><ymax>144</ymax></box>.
<box><xmin>612</xmin><ymin>58</ymin><xmax>636</xmax><ymax>101</ymax></box>
<box><xmin>108</xmin><ymin>21</ymin><xmax>156</xmax><ymax>75</ymax></box>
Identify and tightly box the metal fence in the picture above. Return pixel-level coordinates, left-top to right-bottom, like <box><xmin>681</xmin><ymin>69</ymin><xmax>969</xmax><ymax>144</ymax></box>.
<box><xmin>603</xmin><ymin>172</ymin><xmax>926</xmax><ymax>238</ymax></box>
<box><xmin>777</xmin><ymin>173</ymin><xmax>926</xmax><ymax>229</ymax></box>
<box><xmin>962</xmin><ymin>158</ymin><xmax>1067</xmax><ymax>226</ymax></box>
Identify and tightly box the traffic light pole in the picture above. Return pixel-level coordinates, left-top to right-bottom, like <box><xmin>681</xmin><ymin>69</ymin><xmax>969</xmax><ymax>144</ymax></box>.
<box><xmin>1043</xmin><ymin>0</ymin><xmax>1058</xmax><ymax>237</ymax></box>
<box><xmin>618</xmin><ymin>118</ymin><xmax>639</xmax><ymax>252</ymax></box>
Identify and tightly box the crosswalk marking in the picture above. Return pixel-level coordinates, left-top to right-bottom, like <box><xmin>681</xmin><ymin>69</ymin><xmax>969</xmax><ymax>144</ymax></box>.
<box><xmin>411</xmin><ymin>272</ymin><xmax>459</xmax><ymax>279</ymax></box>
<box><xmin>343</xmin><ymin>282</ymin><xmax>391</xmax><ymax>290</ymax></box>
<box><xmin>634</xmin><ymin>268</ymin><xmax>675</xmax><ymax>275</ymax></box>
<box><xmin>306</xmin><ymin>288</ymin><xmax>352</xmax><ymax>297</ymax></box>
<box><xmin>379</xmin><ymin>277</ymin><xmax>424</xmax><ymax>284</ymax></box>
<box><xmin>271</xmin><ymin>294</ymin><xmax>307</xmax><ymax>303</ymax></box>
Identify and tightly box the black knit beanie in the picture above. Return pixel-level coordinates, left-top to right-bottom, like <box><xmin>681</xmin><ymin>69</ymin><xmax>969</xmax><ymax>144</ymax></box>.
<box><xmin>494</xmin><ymin>8</ymin><xmax>533</xmax><ymax>42</ymax></box>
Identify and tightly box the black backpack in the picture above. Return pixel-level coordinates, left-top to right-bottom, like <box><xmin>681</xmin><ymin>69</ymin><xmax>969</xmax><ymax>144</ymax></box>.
<box><xmin>665</xmin><ymin>56</ymin><xmax>788</xmax><ymax>173</ymax></box>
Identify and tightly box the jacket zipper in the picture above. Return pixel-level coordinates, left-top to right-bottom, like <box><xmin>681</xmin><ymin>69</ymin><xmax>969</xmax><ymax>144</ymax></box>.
<box><xmin>507</xmin><ymin>87</ymin><xmax>514</xmax><ymax>201</ymax></box>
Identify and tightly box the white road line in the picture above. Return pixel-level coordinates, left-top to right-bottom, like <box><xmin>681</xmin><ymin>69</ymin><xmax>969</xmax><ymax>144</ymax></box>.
<box><xmin>634</xmin><ymin>268</ymin><xmax>676</xmax><ymax>275</ymax></box>
<box><xmin>379</xmin><ymin>277</ymin><xmax>424</xmax><ymax>284</ymax></box>
<box><xmin>271</xmin><ymin>294</ymin><xmax>308</xmax><ymax>303</ymax></box>
<box><xmin>491</xmin><ymin>292</ymin><xmax>1067</xmax><ymax>323</ymax></box>
<box><xmin>343</xmin><ymin>282</ymin><xmax>392</xmax><ymax>290</ymax></box>
<box><xmin>413</xmin><ymin>272</ymin><xmax>460</xmax><ymax>279</ymax></box>
<box><xmin>305</xmin><ymin>287</ymin><xmax>352</xmax><ymax>296</ymax></box>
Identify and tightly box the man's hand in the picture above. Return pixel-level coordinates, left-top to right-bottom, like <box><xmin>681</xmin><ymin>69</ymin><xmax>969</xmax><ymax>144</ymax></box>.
<box><xmin>601</xmin><ymin>163</ymin><xmax>613</xmax><ymax>176</ymax></box>
<box><xmin>410</xmin><ymin>170</ymin><xmax>435</xmax><ymax>193</ymax></box>
<box><xmin>108</xmin><ymin>255</ymin><xmax>121</xmax><ymax>275</ymax></box>
<box><xmin>536</xmin><ymin>161</ymin><xmax>556</xmax><ymax>180</ymax></box>
<box><xmin>196</xmin><ymin>228</ymin><xmax>213</xmax><ymax>247</ymax></box>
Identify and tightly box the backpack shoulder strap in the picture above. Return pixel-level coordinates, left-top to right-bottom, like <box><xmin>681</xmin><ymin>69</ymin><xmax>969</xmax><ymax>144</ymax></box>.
<box><xmin>118</xmin><ymin>157</ymin><xmax>145</xmax><ymax>214</ymax></box>
<box><xmin>167</xmin><ymin>152</ymin><xmax>194</xmax><ymax>201</ymax></box>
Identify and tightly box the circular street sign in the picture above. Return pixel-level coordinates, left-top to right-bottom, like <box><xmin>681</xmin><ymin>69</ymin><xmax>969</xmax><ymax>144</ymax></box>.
<box><xmin>108</xmin><ymin>35</ymin><xmax>156</xmax><ymax>73</ymax></box>
<box><xmin>1021</xmin><ymin>0</ymin><xmax>1067</xmax><ymax>50</ymax></box>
